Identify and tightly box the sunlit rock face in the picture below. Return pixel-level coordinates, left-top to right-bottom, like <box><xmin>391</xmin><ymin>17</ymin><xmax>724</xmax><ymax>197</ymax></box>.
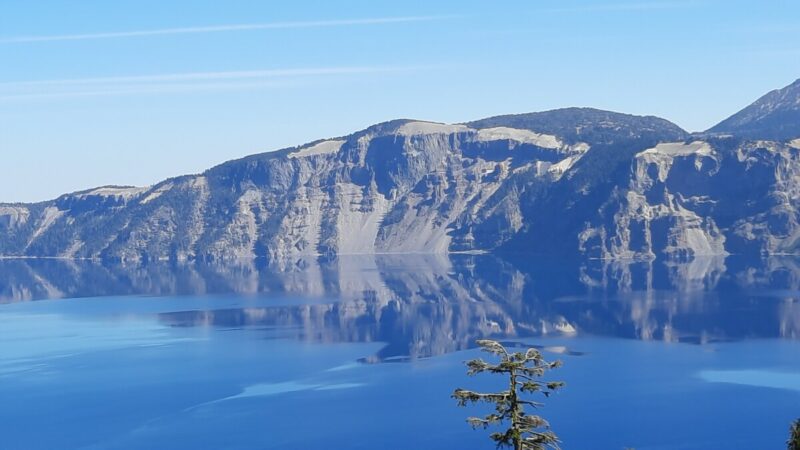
<box><xmin>576</xmin><ymin>142</ymin><xmax>726</xmax><ymax>260</ymax></box>
<box><xmin>571</xmin><ymin>138</ymin><xmax>800</xmax><ymax>259</ymax></box>
<box><xmin>0</xmin><ymin>109</ymin><xmax>686</xmax><ymax>261</ymax></box>
<box><xmin>2</xmin><ymin>79</ymin><xmax>800</xmax><ymax>260</ymax></box>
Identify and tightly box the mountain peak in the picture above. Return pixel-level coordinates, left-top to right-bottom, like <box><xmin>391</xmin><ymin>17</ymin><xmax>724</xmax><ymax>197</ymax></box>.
<box><xmin>707</xmin><ymin>77</ymin><xmax>800</xmax><ymax>141</ymax></box>
<box><xmin>465</xmin><ymin>107</ymin><xmax>688</xmax><ymax>144</ymax></box>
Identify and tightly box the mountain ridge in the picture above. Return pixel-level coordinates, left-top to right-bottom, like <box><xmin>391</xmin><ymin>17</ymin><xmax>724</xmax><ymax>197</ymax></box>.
<box><xmin>707</xmin><ymin>77</ymin><xmax>800</xmax><ymax>140</ymax></box>
<box><xmin>2</xmin><ymin>79</ymin><xmax>799</xmax><ymax>261</ymax></box>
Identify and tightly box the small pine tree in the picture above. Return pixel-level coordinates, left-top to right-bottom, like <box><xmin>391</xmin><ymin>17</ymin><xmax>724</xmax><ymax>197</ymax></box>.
<box><xmin>453</xmin><ymin>339</ymin><xmax>565</xmax><ymax>450</ymax></box>
<box><xmin>789</xmin><ymin>418</ymin><xmax>800</xmax><ymax>450</ymax></box>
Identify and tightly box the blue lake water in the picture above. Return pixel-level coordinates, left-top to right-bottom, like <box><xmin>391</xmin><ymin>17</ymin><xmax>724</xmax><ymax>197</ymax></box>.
<box><xmin>0</xmin><ymin>254</ymin><xmax>798</xmax><ymax>449</ymax></box>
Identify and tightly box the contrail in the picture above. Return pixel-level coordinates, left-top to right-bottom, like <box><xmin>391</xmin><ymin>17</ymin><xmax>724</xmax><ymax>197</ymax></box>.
<box><xmin>0</xmin><ymin>16</ymin><xmax>456</xmax><ymax>44</ymax></box>
<box><xmin>0</xmin><ymin>80</ymin><xmax>292</xmax><ymax>101</ymax></box>
<box><xmin>541</xmin><ymin>1</ymin><xmax>703</xmax><ymax>13</ymax></box>
<box><xmin>0</xmin><ymin>65</ymin><xmax>430</xmax><ymax>88</ymax></box>
<box><xmin>0</xmin><ymin>65</ymin><xmax>442</xmax><ymax>101</ymax></box>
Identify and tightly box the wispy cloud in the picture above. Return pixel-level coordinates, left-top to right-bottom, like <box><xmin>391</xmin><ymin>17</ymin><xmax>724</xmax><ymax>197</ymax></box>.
<box><xmin>0</xmin><ymin>65</ymin><xmax>439</xmax><ymax>101</ymax></box>
<box><xmin>0</xmin><ymin>80</ymin><xmax>294</xmax><ymax>101</ymax></box>
<box><xmin>541</xmin><ymin>1</ymin><xmax>704</xmax><ymax>13</ymax></box>
<box><xmin>0</xmin><ymin>66</ymin><xmax>420</xmax><ymax>88</ymax></box>
<box><xmin>0</xmin><ymin>16</ymin><xmax>455</xmax><ymax>44</ymax></box>
<box><xmin>736</xmin><ymin>47</ymin><xmax>800</xmax><ymax>58</ymax></box>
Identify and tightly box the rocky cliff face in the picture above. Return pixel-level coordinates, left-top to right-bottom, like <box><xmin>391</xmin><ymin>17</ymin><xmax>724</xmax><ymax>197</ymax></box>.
<box><xmin>2</xmin><ymin>80</ymin><xmax>800</xmax><ymax>261</ymax></box>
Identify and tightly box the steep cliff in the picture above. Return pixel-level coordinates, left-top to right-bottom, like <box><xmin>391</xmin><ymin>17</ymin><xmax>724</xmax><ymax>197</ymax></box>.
<box><xmin>2</xmin><ymin>79</ymin><xmax>800</xmax><ymax>260</ymax></box>
<box><xmin>2</xmin><ymin>112</ymin><xmax>669</xmax><ymax>261</ymax></box>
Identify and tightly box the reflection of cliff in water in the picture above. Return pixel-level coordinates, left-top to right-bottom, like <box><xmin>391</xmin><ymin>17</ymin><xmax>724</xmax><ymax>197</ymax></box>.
<box><xmin>0</xmin><ymin>254</ymin><xmax>798</xmax><ymax>360</ymax></box>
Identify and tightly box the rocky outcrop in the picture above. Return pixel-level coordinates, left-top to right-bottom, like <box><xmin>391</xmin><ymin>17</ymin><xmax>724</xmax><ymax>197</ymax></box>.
<box><xmin>0</xmin><ymin>117</ymin><xmax>602</xmax><ymax>261</ymax></box>
<box><xmin>708</xmin><ymin>78</ymin><xmax>800</xmax><ymax>141</ymax></box>
<box><xmin>2</xmin><ymin>79</ymin><xmax>800</xmax><ymax>261</ymax></box>
<box><xmin>577</xmin><ymin>141</ymin><xmax>728</xmax><ymax>259</ymax></box>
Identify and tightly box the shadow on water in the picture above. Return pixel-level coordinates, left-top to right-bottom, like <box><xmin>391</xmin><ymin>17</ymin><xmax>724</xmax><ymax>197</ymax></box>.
<box><xmin>0</xmin><ymin>254</ymin><xmax>798</xmax><ymax>361</ymax></box>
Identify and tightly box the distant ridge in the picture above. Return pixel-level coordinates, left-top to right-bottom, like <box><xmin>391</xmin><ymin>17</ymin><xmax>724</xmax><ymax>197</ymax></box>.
<box><xmin>708</xmin><ymin>78</ymin><xmax>800</xmax><ymax>141</ymax></box>
<box><xmin>2</xmin><ymin>78</ymin><xmax>800</xmax><ymax>261</ymax></box>
<box><xmin>467</xmin><ymin>107</ymin><xmax>689</xmax><ymax>143</ymax></box>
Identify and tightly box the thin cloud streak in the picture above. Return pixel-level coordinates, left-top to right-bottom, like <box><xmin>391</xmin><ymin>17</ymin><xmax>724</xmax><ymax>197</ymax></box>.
<box><xmin>0</xmin><ymin>66</ymin><xmax>425</xmax><ymax>88</ymax></box>
<box><xmin>541</xmin><ymin>1</ymin><xmax>704</xmax><ymax>13</ymax></box>
<box><xmin>0</xmin><ymin>65</ymin><xmax>443</xmax><ymax>101</ymax></box>
<box><xmin>0</xmin><ymin>16</ymin><xmax>456</xmax><ymax>44</ymax></box>
<box><xmin>0</xmin><ymin>80</ymin><xmax>294</xmax><ymax>101</ymax></box>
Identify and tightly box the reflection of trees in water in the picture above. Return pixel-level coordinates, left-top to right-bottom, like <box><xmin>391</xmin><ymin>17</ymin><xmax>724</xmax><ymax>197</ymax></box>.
<box><xmin>0</xmin><ymin>254</ymin><xmax>799</xmax><ymax>360</ymax></box>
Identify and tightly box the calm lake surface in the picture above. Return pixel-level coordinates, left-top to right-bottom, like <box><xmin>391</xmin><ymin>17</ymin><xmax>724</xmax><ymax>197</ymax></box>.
<box><xmin>1</xmin><ymin>254</ymin><xmax>798</xmax><ymax>449</ymax></box>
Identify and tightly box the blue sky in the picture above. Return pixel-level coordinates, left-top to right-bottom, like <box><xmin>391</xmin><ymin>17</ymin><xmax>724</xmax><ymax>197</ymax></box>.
<box><xmin>1</xmin><ymin>0</ymin><xmax>799</xmax><ymax>202</ymax></box>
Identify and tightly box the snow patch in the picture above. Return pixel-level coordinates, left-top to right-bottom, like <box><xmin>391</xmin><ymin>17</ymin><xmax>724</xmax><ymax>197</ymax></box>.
<box><xmin>289</xmin><ymin>139</ymin><xmax>345</xmax><ymax>159</ymax></box>
<box><xmin>474</xmin><ymin>127</ymin><xmax>562</xmax><ymax>149</ymax></box>
<box><xmin>789</xmin><ymin>138</ymin><xmax>800</xmax><ymax>149</ymax></box>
